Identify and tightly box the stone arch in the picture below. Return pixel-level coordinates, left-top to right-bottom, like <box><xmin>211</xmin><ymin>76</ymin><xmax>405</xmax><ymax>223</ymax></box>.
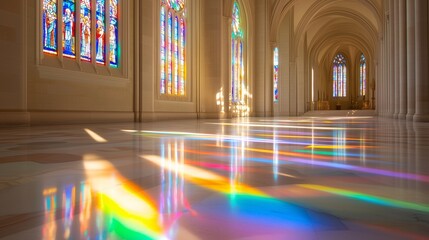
<box><xmin>270</xmin><ymin>0</ymin><xmax>382</xmax><ymax>44</ymax></box>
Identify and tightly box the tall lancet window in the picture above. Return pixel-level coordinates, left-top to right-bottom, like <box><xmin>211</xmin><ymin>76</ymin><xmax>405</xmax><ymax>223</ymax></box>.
<box><xmin>109</xmin><ymin>0</ymin><xmax>119</xmax><ymax>67</ymax></box>
<box><xmin>273</xmin><ymin>47</ymin><xmax>279</xmax><ymax>102</ymax></box>
<box><xmin>96</xmin><ymin>0</ymin><xmax>106</xmax><ymax>64</ymax></box>
<box><xmin>359</xmin><ymin>54</ymin><xmax>367</xmax><ymax>96</ymax></box>
<box><xmin>231</xmin><ymin>1</ymin><xmax>246</xmax><ymax>105</ymax></box>
<box><xmin>333</xmin><ymin>53</ymin><xmax>347</xmax><ymax>97</ymax></box>
<box><xmin>43</xmin><ymin>0</ymin><xmax>58</xmax><ymax>55</ymax></box>
<box><xmin>63</xmin><ymin>0</ymin><xmax>76</xmax><ymax>58</ymax></box>
<box><xmin>80</xmin><ymin>0</ymin><xmax>91</xmax><ymax>62</ymax></box>
<box><xmin>160</xmin><ymin>0</ymin><xmax>186</xmax><ymax>96</ymax></box>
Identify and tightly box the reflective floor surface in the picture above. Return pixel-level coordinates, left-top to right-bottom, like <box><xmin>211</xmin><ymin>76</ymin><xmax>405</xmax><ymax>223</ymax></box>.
<box><xmin>0</xmin><ymin>117</ymin><xmax>429</xmax><ymax>239</ymax></box>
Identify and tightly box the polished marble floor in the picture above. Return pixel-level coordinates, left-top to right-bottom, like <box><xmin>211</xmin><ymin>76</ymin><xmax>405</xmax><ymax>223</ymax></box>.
<box><xmin>0</xmin><ymin>117</ymin><xmax>429</xmax><ymax>240</ymax></box>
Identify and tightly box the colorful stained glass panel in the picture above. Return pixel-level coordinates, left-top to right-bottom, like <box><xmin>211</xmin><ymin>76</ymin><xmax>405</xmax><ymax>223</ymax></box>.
<box><xmin>179</xmin><ymin>18</ymin><xmax>185</xmax><ymax>95</ymax></box>
<box><xmin>333</xmin><ymin>54</ymin><xmax>347</xmax><ymax>97</ymax></box>
<box><xmin>161</xmin><ymin>0</ymin><xmax>186</xmax><ymax>96</ymax></box>
<box><xmin>63</xmin><ymin>0</ymin><xmax>75</xmax><ymax>58</ymax></box>
<box><xmin>167</xmin><ymin>11</ymin><xmax>172</xmax><ymax>94</ymax></box>
<box><xmin>360</xmin><ymin>54</ymin><xmax>366</xmax><ymax>96</ymax></box>
<box><xmin>273</xmin><ymin>47</ymin><xmax>279</xmax><ymax>102</ymax></box>
<box><xmin>80</xmin><ymin>0</ymin><xmax>91</xmax><ymax>61</ymax></box>
<box><xmin>43</xmin><ymin>0</ymin><xmax>58</xmax><ymax>54</ymax></box>
<box><xmin>160</xmin><ymin>6</ymin><xmax>166</xmax><ymax>94</ymax></box>
<box><xmin>174</xmin><ymin>17</ymin><xmax>179</xmax><ymax>94</ymax></box>
<box><xmin>333</xmin><ymin>66</ymin><xmax>338</xmax><ymax>97</ymax></box>
<box><xmin>231</xmin><ymin>0</ymin><xmax>245</xmax><ymax>106</ymax></box>
<box><xmin>232</xmin><ymin>1</ymin><xmax>243</xmax><ymax>39</ymax></box>
<box><xmin>165</xmin><ymin>0</ymin><xmax>185</xmax><ymax>12</ymax></box>
<box><xmin>96</xmin><ymin>0</ymin><xmax>106</xmax><ymax>64</ymax></box>
<box><xmin>109</xmin><ymin>0</ymin><xmax>119</xmax><ymax>67</ymax></box>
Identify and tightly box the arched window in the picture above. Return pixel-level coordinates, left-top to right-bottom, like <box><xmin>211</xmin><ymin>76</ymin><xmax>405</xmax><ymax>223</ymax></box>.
<box><xmin>160</xmin><ymin>0</ymin><xmax>186</xmax><ymax>96</ymax></box>
<box><xmin>332</xmin><ymin>53</ymin><xmax>347</xmax><ymax>97</ymax></box>
<box><xmin>231</xmin><ymin>1</ymin><xmax>245</xmax><ymax>105</ymax></box>
<box><xmin>42</xmin><ymin>0</ymin><xmax>119</xmax><ymax>67</ymax></box>
<box><xmin>273</xmin><ymin>47</ymin><xmax>279</xmax><ymax>102</ymax></box>
<box><xmin>359</xmin><ymin>54</ymin><xmax>366</xmax><ymax>96</ymax></box>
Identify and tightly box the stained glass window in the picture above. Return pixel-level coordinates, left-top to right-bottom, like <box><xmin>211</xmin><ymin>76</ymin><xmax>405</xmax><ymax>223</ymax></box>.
<box><xmin>96</xmin><ymin>0</ymin><xmax>106</xmax><ymax>64</ymax></box>
<box><xmin>62</xmin><ymin>0</ymin><xmax>75</xmax><ymax>58</ymax></box>
<box><xmin>179</xmin><ymin>18</ymin><xmax>185</xmax><ymax>95</ymax></box>
<box><xmin>165</xmin><ymin>0</ymin><xmax>184</xmax><ymax>12</ymax></box>
<box><xmin>160</xmin><ymin>6</ymin><xmax>166</xmax><ymax>94</ymax></box>
<box><xmin>360</xmin><ymin>54</ymin><xmax>366</xmax><ymax>96</ymax></box>
<box><xmin>42</xmin><ymin>0</ymin><xmax>120</xmax><ymax>68</ymax></box>
<box><xmin>43</xmin><ymin>0</ymin><xmax>58</xmax><ymax>55</ymax></box>
<box><xmin>160</xmin><ymin>0</ymin><xmax>186</xmax><ymax>96</ymax></box>
<box><xmin>109</xmin><ymin>0</ymin><xmax>119</xmax><ymax>67</ymax></box>
<box><xmin>333</xmin><ymin>53</ymin><xmax>347</xmax><ymax>97</ymax></box>
<box><xmin>80</xmin><ymin>0</ymin><xmax>91</xmax><ymax>61</ymax></box>
<box><xmin>231</xmin><ymin>1</ymin><xmax>245</xmax><ymax>106</ymax></box>
<box><xmin>273</xmin><ymin>47</ymin><xmax>279</xmax><ymax>102</ymax></box>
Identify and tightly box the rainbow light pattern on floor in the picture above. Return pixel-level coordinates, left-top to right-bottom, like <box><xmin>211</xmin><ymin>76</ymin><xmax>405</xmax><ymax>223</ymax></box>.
<box><xmin>35</xmin><ymin>117</ymin><xmax>429</xmax><ymax>239</ymax></box>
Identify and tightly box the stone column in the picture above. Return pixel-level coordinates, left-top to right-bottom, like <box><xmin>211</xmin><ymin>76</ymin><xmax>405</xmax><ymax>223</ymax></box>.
<box><xmin>393</xmin><ymin>0</ymin><xmax>400</xmax><ymax>118</ymax></box>
<box><xmin>383</xmin><ymin>5</ymin><xmax>390</xmax><ymax>117</ymax></box>
<box><xmin>380</xmin><ymin>32</ymin><xmax>386</xmax><ymax>116</ymax></box>
<box><xmin>388</xmin><ymin>0</ymin><xmax>395</xmax><ymax>117</ymax></box>
<box><xmin>413</xmin><ymin>0</ymin><xmax>429</xmax><ymax>122</ymax></box>
<box><xmin>406</xmin><ymin>0</ymin><xmax>415</xmax><ymax>120</ymax></box>
<box><xmin>384</xmin><ymin>8</ymin><xmax>390</xmax><ymax>117</ymax></box>
<box><xmin>398</xmin><ymin>0</ymin><xmax>407</xmax><ymax>119</ymax></box>
<box><xmin>223</xmin><ymin>16</ymin><xmax>232</xmax><ymax>118</ymax></box>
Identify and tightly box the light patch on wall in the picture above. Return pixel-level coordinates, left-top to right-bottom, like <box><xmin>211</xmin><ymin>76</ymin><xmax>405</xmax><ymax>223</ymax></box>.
<box><xmin>216</xmin><ymin>87</ymin><xmax>225</xmax><ymax>113</ymax></box>
<box><xmin>229</xmin><ymin>86</ymin><xmax>252</xmax><ymax>117</ymax></box>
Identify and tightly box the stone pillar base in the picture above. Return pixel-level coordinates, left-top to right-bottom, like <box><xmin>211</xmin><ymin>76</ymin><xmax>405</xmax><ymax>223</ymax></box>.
<box><xmin>413</xmin><ymin>114</ymin><xmax>429</xmax><ymax>122</ymax></box>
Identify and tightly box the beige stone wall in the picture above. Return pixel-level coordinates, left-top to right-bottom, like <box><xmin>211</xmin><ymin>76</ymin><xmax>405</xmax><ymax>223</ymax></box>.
<box><xmin>0</xmin><ymin>0</ymin><xmax>28</xmax><ymax>123</ymax></box>
<box><xmin>1</xmin><ymin>0</ymin><xmax>428</xmax><ymax>124</ymax></box>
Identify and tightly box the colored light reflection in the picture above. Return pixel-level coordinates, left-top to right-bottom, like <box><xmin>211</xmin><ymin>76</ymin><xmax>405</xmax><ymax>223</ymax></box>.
<box><xmin>208</xmin><ymin>122</ymin><xmax>353</xmax><ymax>130</ymax></box>
<box><xmin>299</xmin><ymin>184</ymin><xmax>429</xmax><ymax>213</ymax></box>
<box><xmin>125</xmin><ymin>130</ymin><xmax>326</xmax><ymax>147</ymax></box>
<box><xmin>123</xmin><ymin>128</ymin><xmax>429</xmax><ymax>184</ymax></box>
<box><xmin>295</xmin><ymin>149</ymin><xmax>374</xmax><ymax>158</ymax></box>
<box><xmin>145</xmin><ymin>141</ymin><xmax>316</xmax><ymax>234</ymax></box>
<box><xmin>273</xmin><ymin>131</ymin><xmax>279</xmax><ymax>181</ymax></box>
<box><xmin>79</xmin><ymin>182</ymin><xmax>92</xmax><ymax>239</ymax></box>
<box><xmin>83</xmin><ymin>155</ymin><xmax>163</xmax><ymax>239</ymax></box>
<box><xmin>43</xmin><ymin>187</ymin><xmax>57</xmax><ymax>240</ymax></box>
<box><xmin>258</xmin><ymin>116</ymin><xmax>374</xmax><ymax>122</ymax></box>
<box><xmin>208</xmin><ymin>145</ymin><xmax>429</xmax><ymax>183</ymax></box>
<box><xmin>62</xmin><ymin>185</ymin><xmax>76</xmax><ymax>239</ymax></box>
<box><xmin>305</xmin><ymin>145</ymin><xmax>377</xmax><ymax>150</ymax></box>
<box><xmin>257</xmin><ymin>133</ymin><xmax>362</xmax><ymax>141</ymax></box>
<box><xmin>158</xmin><ymin>140</ymin><xmax>197</xmax><ymax>240</ymax></box>
<box><xmin>142</xmin><ymin>154</ymin><xmax>267</xmax><ymax>198</ymax></box>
